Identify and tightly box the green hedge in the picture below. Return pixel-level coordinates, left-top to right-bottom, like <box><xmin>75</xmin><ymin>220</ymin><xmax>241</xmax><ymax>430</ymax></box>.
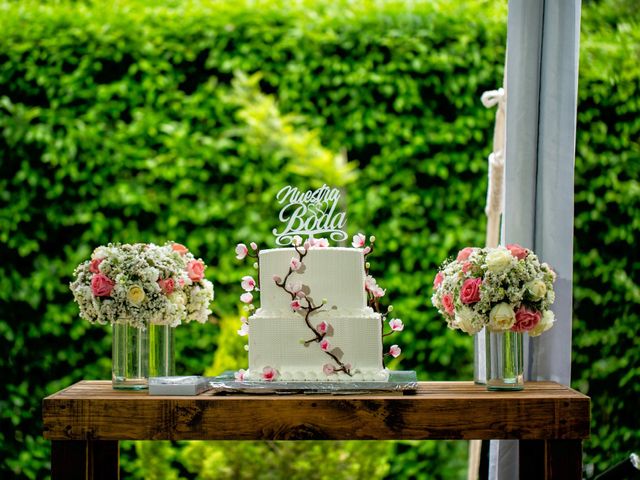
<box><xmin>0</xmin><ymin>0</ymin><xmax>637</xmax><ymax>478</ymax></box>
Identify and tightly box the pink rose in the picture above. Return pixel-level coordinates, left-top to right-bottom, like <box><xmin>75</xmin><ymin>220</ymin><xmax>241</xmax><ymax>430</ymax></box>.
<box><xmin>89</xmin><ymin>258</ymin><xmax>103</xmax><ymax>274</ymax></box>
<box><xmin>316</xmin><ymin>321</ymin><xmax>329</xmax><ymax>334</ymax></box>
<box><xmin>389</xmin><ymin>318</ymin><xmax>404</xmax><ymax>331</ymax></box>
<box><xmin>157</xmin><ymin>278</ymin><xmax>175</xmax><ymax>295</ymax></box>
<box><xmin>456</xmin><ymin>247</ymin><xmax>476</xmax><ymax>262</ymax></box>
<box><xmin>261</xmin><ymin>367</ymin><xmax>277</xmax><ymax>381</ymax></box>
<box><xmin>91</xmin><ymin>273</ymin><xmax>114</xmax><ymax>297</ymax></box>
<box><xmin>511</xmin><ymin>305</ymin><xmax>541</xmax><ymax>332</ymax></box>
<box><xmin>389</xmin><ymin>345</ymin><xmax>401</xmax><ymax>358</ymax></box>
<box><xmin>291</xmin><ymin>300</ymin><xmax>302</xmax><ymax>311</ymax></box>
<box><xmin>506</xmin><ymin>244</ymin><xmax>529</xmax><ymax>260</ymax></box>
<box><xmin>241</xmin><ymin>275</ymin><xmax>256</xmax><ymax>292</ymax></box>
<box><xmin>433</xmin><ymin>272</ymin><xmax>443</xmax><ymax>288</ymax></box>
<box><xmin>462</xmin><ymin>262</ymin><xmax>472</xmax><ymax>274</ymax></box>
<box><xmin>442</xmin><ymin>294</ymin><xmax>455</xmax><ymax>315</ymax></box>
<box><xmin>320</xmin><ymin>339</ymin><xmax>331</xmax><ymax>351</ymax></box>
<box><xmin>290</xmin><ymin>257</ymin><xmax>302</xmax><ymax>271</ymax></box>
<box><xmin>234</xmin><ymin>369</ymin><xmax>246</xmax><ymax>381</ymax></box>
<box><xmin>171</xmin><ymin>243</ymin><xmax>189</xmax><ymax>255</ymax></box>
<box><xmin>235</xmin><ymin>243</ymin><xmax>248</xmax><ymax>260</ymax></box>
<box><xmin>323</xmin><ymin>364</ymin><xmax>335</xmax><ymax>375</ymax></box>
<box><xmin>240</xmin><ymin>292</ymin><xmax>253</xmax><ymax>304</ymax></box>
<box><xmin>187</xmin><ymin>260</ymin><xmax>205</xmax><ymax>281</ymax></box>
<box><xmin>352</xmin><ymin>233</ymin><xmax>366</xmax><ymax>248</ymax></box>
<box><xmin>460</xmin><ymin>278</ymin><xmax>482</xmax><ymax>304</ymax></box>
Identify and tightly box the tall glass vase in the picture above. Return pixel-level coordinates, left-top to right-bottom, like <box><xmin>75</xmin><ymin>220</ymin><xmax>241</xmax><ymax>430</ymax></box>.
<box><xmin>473</xmin><ymin>327</ymin><xmax>487</xmax><ymax>384</ymax></box>
<box><xmin>112</xmin><ymin>322</ymin><xmax>149</xmax><ymax>390</ymax></box>
<box><xmin>486</xmin><ymin>330</ymin><xmax>524</xmax><ymax>391</ymax></box>
<box><xmin>149</xmin><ymin>324</ymin><xmax>175</xmax><ymax>378</ymax></box>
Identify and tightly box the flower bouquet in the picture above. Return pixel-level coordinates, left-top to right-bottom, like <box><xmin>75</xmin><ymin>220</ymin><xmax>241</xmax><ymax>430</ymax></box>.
<box><xmin>70</xmin><ymin>242</ymin><xmax>214</xmax><ymax>389</ymax></box>
<box><xmin>431</xmin><ymin>244</ymin><xmax>556</xmax><ymax>390</ymax></box>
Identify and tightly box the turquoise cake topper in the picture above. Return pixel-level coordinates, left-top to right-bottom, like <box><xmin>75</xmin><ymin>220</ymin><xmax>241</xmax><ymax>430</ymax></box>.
<box><xmin>272</xmin><ymin>184</ymin><xmax>347</xmax><ymax>246</ymax></box>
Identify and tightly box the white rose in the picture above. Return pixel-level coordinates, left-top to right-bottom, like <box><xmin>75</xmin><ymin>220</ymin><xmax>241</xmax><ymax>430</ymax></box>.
<box><xmin>486</xmin><ymin>248</ymin><xmax>514</xmax><ymax>273</ymax></box>
<box><xmin>525</xmin><ymin>279</ymin><xmax>547</xmax><ymax>300</ymax></box>
<box><xmin>488</xmin><ymin>302</ymin><xmax>516</xmax><ymax>331</ymax></box>
<box><xmin>454</xmin><ymin>306</ymin><xmax>483</xmax><ymax>335</ymax></box>
<box><xmin>529</xmin><ymin>310</ymin><xmax>555</xmax><ymax>337</ymax></box>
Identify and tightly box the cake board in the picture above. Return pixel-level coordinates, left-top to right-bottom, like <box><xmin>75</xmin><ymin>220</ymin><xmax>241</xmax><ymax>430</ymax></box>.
<box><xmin>208</xmin><ymin>370</ymin><xmax>418</xmax><ymax>395</ymax></box>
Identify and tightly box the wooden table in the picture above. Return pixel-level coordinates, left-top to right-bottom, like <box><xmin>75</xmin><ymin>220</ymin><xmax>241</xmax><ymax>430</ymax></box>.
<box><xmin>43</xmin><ymin>380</ymin><xmax>590</xmax><ymax>480</ymax></box>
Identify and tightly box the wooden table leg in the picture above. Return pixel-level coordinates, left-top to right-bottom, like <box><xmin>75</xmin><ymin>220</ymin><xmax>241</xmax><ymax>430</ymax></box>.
<box><xmin>52</xmin><ymin>440</ymin><xmax>120</xmax><ymax>480</ymax></box>
<box><xmin>519</xmin><ymin>440</ymin><xmax>582</xmax><ymax>480</ymax></box>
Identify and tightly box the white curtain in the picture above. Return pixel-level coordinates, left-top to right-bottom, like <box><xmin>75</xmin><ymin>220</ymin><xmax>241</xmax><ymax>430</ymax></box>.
<box><xmin>489</xmin><ymin>0</ymin><xmax>581</xmax><ymax>478</ymax></box>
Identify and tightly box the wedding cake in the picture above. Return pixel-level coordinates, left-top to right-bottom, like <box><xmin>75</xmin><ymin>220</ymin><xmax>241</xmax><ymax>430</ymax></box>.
<box><xmin>234</xmin><ymin>185</ymin><xmax>403</xmax><ymax>382</ymax></box>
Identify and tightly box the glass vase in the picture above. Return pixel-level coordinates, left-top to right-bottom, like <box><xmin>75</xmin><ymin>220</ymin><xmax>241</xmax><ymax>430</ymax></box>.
<box><xmin>473</xmin><ymin>327</ymin><xmax>487</xmax><ymax>385</ymax></box>
<box><xmin>112</xmin><ymin>322</ymin><xmax>149</xmax><ymax>390</ymax></box>
<box><xmin>486</xmin><ymin>330</ymin><xmax>524</xmax><ymax>391</ymax></box>
<box><xmin>148</xmin><ymin>323</ymin><xmax>175</xmax><ymax>378</ymax></box>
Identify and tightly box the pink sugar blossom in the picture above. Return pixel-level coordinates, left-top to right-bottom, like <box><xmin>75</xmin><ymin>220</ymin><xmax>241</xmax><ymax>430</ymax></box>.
<box><xmin>320</xmin><ymin>339</ymin><xmax>331</xmax><ymax>351</ymax></box>
<box><xmin>456</xmin><ymin>247</ymin><xmax>476</xmax><ymax>262</ymax></box>
<box><xmin>240</xmin><ymin>316</ymin><xmax>248</xmax><ymax>324</ymax></box>
<box><xmin>352</xmin><ymin>233</ymin><xmax>366</xmax><ymax>248</ymax></box>
<box><xmin>89</xmin><ymin>258</ymin><xmax>103</xmax><ymax>274</ymax></box>
<box><xmin>237</xmin><ymin>323</ymin><xmax>249</xmax><ymax>336</ymax></box>
<box><xmin>240</xmin><ymin>292</ymin><xmax>253</xmax><ymax>304</ymax></box>
<box><xmin>389</xmin><ymin>318</ymin><xmax>404</xmax><ymax>332</ymax></box>
<box><xmin>389</xmin><ymin>345</ymin><xmax>401</xmax><ymax>358</ymax></box>
<box><xmin>372</xmin><ymin>286</ymin><xmax>386</xmax><ymax>298</ymax></box>
<box><xmin>511</xmin><ymin>305</ymin><xmax>541</xmax><ymax>332</ymax></box>
<box><xmin>343</xmin><ymin>363</ymin><xmax>352</xmax><ymax>372</ymax></box>
<box><xmin>91</xmin><ymin>273</ymin><xmax>114</xmax><ymax>297</ymax></box>
<box><xmin>433</xmin><ymin>272</ymin><xmax>443</xmax><ymax>288</ymax></box>
<box><xmin>287</xmin><ymin>282</ymin><xmax>302</xmax><ymax>294</ymax></box>
<box><xmin>316</xmin><ymin>321</ymin><xmax>329</xmax><ymax>334</ymax></box>
<box><xmin>442</xmin><ymin>293</ymin><xmax>455</xmax><ymax>315</ymax></box>
<box><xmin>187</xmin><ymin>259</ymin><xmax>205</xmax><ymax>281</ymax></box>
<box><xmin>291</xmin><ymin>300</ymin><xmax>302</xmax><ymax>311</ymax></box>
<box><xmin>363</xmin><ymin>246</ymin><xmax>371</xmax><ymax>255</ymax></box>
<box><xmin>323</xmin><ymin>364</ymin><xmax>335</xmax><ymax>375</ymax></box>
<box><xmin>313</xmin><ymin>238</ymin><xmax>329</xmax><ymax>248</ymax></box>
<box><xmin>460</xmin><ymin>277</ymin><xmax>482</xmax><ymax>304</ymax></box>
<box><xmin>241</xmin><ymin>275</ymin><xmax>256</xmax><ymax>292</ymax></box>
<box><xmin>365</xmin><ymin>275</ymin><xmax>377</xmax><ymax>292</ymax></box>
<box><xmin>250</xmin><ymin>242</ymin><xmax>258</xmax><ymax>251</ymax></box>
<box><xmin>303</xmin><ymin>240</ymin><xmax>311</xmax><ymax>251</ymax></box>
<box><xmin>171</xmin><ymin>243</ymin><xmax>189</xmax><ymax>255</ymax></box>
<box><xmin>292</xmin><ymin>235</ymin><xmax>302</xmax><ymax>246</ymax></box>
<box><xmin>234</xmin><ymin>369</ymin><xmax>246</xmax><ymax>381</ymax></box>
<box><xmin>235</xmin><ymin>243</ymin><xmax>248</xmax><ymax>260</ymax></box>
<box><xmin>296</xmin><ymin>291</ymin><xmax>306</xmax><ymax>298</ymax></box>
<box><xmin>290</xmin><ymin>257</ymin><xmax>302</xmax><ymax>271</ymax></box>
<box><xmin>261</xmin><ymin>366</ymin><xmax>277</xmax><ymax>381</ymax></box>
<box><xmin>157</xmin><ymin>278</ymin><xmax>175</xmax><ymax>295</ymax></box>
<box><xmin>506</xmin><ymin>244</ymin><xmax>529</xmax><ymax>260</ymax></box>
<box><xmin>272</xmin><ymin>275</ymin><xmax>282</xmax><ymax>284</ymax></box>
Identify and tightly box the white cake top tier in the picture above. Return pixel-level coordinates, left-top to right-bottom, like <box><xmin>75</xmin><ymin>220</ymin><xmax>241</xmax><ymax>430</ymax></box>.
<box><xmin>258</xmin><ymin>247</ymin><xmax>367</xmax><ymax>312</ymax></box>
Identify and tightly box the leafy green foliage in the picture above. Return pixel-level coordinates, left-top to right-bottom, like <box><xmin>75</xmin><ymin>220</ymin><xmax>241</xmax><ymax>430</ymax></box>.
<box><xmin>0</xmin><ymin>0</ymin><xmax>637</xmax><ymax>479</ymax></box>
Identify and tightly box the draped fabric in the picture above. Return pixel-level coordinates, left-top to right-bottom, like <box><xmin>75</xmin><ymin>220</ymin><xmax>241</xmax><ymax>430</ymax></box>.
<box><xmin>489</xmin><ymin>0</ymin><xmax>581</xmax><ymax>478</ymax></box>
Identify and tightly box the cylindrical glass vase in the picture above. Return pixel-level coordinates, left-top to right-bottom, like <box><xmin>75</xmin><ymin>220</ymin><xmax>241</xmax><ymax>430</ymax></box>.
<box><xmin>112</xmin><ymin>322</ymin><xmax>149</xmax><ymax>390</ymax></box>
<box><xmin>486</xmin><ymin>330</ymin><xmax>524</xmax><ymax>391</ymax></box>
<box><xmin>473</xmin><ymin>327</ymin><xmax>487</xmax><ymax>385</ymax></box>
<box><xmin>149</xmin><ymin>324</ymin><xmax>175</xmax><ymax>378</ymax></box>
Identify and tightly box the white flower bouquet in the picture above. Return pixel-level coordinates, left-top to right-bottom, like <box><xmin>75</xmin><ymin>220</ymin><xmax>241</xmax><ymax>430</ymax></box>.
<box><xmin>70</xmin><ymin>242</ymin><xmax>214</xmax><ymax>328</ymax></box>
<box><xmin>431</xmin><ymin>244</ymin><xmax>556</xmax><ymax>336</ymax></box>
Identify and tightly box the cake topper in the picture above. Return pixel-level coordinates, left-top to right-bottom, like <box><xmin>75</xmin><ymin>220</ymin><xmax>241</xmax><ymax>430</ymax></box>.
<box><xmin>272</xmin><ymin>184</ymin><xmax>347</xmax><ymax>246</ymax></box>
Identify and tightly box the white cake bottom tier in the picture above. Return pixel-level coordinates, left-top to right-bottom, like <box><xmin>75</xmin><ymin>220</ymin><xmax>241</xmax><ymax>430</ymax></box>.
<box><xmin>247</xmin><ymin>312</ymin><xmax>388</xmax><ymax>382</ymax></box>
